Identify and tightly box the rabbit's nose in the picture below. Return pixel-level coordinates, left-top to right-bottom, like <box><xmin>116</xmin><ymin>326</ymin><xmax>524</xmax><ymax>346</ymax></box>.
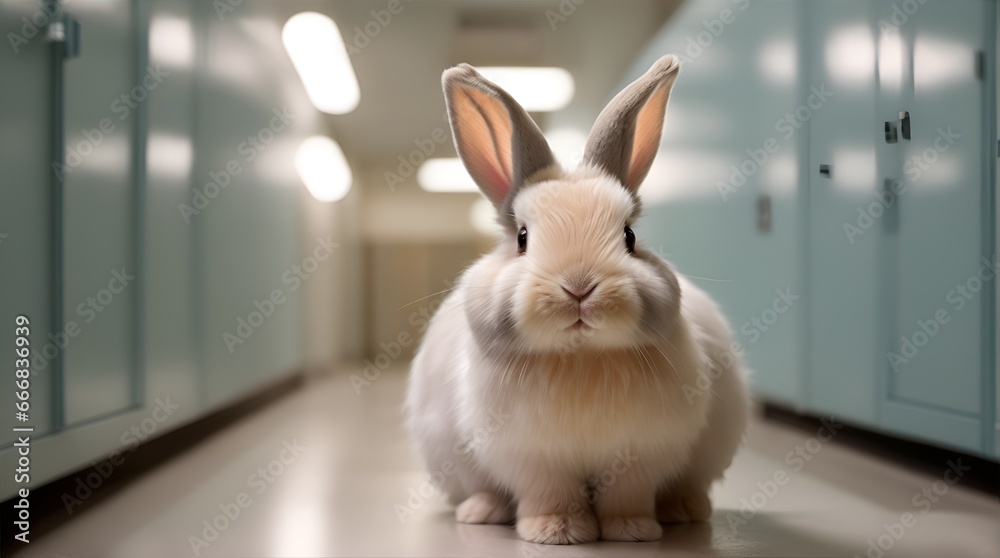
<box><xmin>562</xmin><ymin>282</ymin><xmax>597</xmax><ymax>302</ymax></box>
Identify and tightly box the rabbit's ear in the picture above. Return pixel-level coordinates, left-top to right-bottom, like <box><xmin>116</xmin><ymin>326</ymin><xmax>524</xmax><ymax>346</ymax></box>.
<box><xmin>582</xmin><ymin>55</ymin><xmax>680</xmax><ymax>193</ymax></box>
<box><xmin>443</xmin><ymin>64</ymin><xmax>556</xmax><ymax>211</ymax></box>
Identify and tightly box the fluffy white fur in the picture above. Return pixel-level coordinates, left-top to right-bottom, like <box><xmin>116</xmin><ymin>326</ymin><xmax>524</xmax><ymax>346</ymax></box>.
<box><xmin>406</xmin><ymin>56</ymin><xmax>749</xmax><ymax>545</ymax></box>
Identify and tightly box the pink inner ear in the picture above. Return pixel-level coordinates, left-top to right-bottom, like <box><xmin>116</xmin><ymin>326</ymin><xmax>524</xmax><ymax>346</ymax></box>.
<box><xmin>468</xmin><ymin>158</ymin><xmax>511</xmax><ymax>205</ymax></box>
<box><xmin>450</xmin><ymin>84</ymin><xmax>515</xmax><ymax>207</ymax></box>
<box><xmin>626</xmin><ymin>82</ymin><xmax>669</xmax><ymax>190</ymax></box>
<box><xmin>483</xmin><ymin>166</ymin><xmax>510</xmax><ymax>203</ymax></box>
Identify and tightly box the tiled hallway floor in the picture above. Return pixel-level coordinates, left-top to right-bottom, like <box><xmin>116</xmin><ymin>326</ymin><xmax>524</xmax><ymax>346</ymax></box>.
<box><xmin>16</xmin><ymin>368</ymin><xmax>1000</xmax><ymax>557</ymax></box>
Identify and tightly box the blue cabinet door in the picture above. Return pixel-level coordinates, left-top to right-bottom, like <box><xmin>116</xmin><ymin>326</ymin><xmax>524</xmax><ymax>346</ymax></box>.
<box><xmin>876</xmin><ymin>0</ymin><xmax>990</xmax><ymax>455</ymax></box>
<box><xmin>805</xmin><ymin>0</ymin><xmax>882</xmax><ymax>425</ymax></box>
<box><xmin>994</xmin><ymin>1</ymin><xmax>999</xmax><ymax>458</ymax></box>
<box><xmin>193</xmin><ymin>0</ymin><xmax>302</xmax><ymax>408</ymax></box>
<box><xmin>622</xmin><ymin>0</ymin><xmax>995</xmax><ymax>455</ymax></box>
<box><xmin>626</xmin><ymin>0</ymin><xmax>807</xmax><ymax>407</ymax></box>
<box><xmin>0</xmin><ymin>0</ymin><xmax>60</xmax><ymax>444</ymax></box>
<box><xmin>60</xmin><ymin>0</ymin><xmax>143</xmax><ymax>425</ymax></box>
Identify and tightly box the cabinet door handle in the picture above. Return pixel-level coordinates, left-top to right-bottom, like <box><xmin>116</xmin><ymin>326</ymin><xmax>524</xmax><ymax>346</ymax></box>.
<box><xmin>884</xmin><ymin>121</ymin><xmax>898</xmax><ymax>143</ymax></box>
<box><xmin>756</xmin><ymin>194</ymin><xmax>771</xmax><ymax>233</ymax></box>
<box><xmin>899</xmin><ymin>111</ymin><xmax>910</xmax><ymax>140</ymax></box>
<box><xmin>819</xmin><ymin>164</ymin><xmax>831</xmax><ymax>177</ymax></box>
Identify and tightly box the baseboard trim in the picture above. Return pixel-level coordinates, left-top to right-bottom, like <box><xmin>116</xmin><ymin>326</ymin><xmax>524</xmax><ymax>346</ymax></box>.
<box><xmin>0</xmin><ymin>371</ymin><xmax>305</xmax><ymax>555</ymax></box>
<box><xmin>762</xmin><ymin>402</ymin><xmax>1000</xmax><ymax>497</ymax></box>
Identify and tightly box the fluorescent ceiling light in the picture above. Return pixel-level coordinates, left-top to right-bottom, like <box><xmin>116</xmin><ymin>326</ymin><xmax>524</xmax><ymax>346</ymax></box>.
<box><xmin>418</xmin><ymin>158</ymin><xmax>478</xmax><ymax>193</ymax></box>
<box><xmin>282</xmin><ymin>12</ymin><xmax>360</xmax><ymax>114</ymax></box>
<box><xmin>296</xmin><ymin>136</ymin><xmax>352</xmax><ymax>202</ymax></box>
<box><xmin>478</xmin><ymin>67</ymin><xmax>574</xmax><ymax>112</ymax></box>
<box><xmin>419</xmin><ymin>129</ymin><xmax>584</xmax><ymax>194</ymax></box>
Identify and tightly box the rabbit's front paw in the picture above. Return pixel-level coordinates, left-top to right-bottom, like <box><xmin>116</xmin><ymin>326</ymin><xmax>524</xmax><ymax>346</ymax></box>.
<box><xmin>516</xmin><ymin>511</ymin><xmax>599</xmax><ymax>545</ymax></box>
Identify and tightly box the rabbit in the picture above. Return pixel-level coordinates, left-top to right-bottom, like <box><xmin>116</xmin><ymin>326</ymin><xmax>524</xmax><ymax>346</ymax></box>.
<box><xmin>405</xmin><ymin>54</ymin><xmax>750</xmax><ymax>545</ymax></box>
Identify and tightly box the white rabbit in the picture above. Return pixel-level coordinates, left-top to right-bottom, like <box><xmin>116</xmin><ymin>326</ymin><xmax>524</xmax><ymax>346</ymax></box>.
<box><xmin>406</xmin><ymin>55</ymin><xmax>749</xmax><ymax>545</ymax></box>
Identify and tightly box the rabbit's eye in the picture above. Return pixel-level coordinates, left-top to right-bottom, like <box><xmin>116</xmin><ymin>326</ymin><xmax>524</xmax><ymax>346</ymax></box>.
<box><xmin>624</xmin><ymin>226</ymin><xmax>636</xmax><ymax>254</ymax></box>
<box><xmin>517</xmin><ymin>226</ymin><xmax>528</xmax><ymax>254</ymax></box>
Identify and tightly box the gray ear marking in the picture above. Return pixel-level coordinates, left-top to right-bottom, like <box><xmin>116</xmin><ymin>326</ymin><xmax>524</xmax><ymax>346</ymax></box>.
<box><xmin>442</xmin><ymin>64</ymin><xmax>557</xmax><ymax>220</ymax></box>
<box><xmin>582</xmin><ymin>55</ymin><xmax>681</xmax><ymax>193</ymax></box>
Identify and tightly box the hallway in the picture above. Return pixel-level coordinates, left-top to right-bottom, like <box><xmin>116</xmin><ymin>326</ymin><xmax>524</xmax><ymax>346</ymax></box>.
<box><xmin>17</xmin><ymin>368</ymin><xmax>999</xmax><ymax>558</ymax></box>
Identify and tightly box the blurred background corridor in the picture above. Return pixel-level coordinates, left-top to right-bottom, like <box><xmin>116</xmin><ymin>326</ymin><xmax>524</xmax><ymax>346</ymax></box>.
<box><xmin>0</xmin><ymin>0</ymin><xmax>998</xmax><ymax>556</ymax></box>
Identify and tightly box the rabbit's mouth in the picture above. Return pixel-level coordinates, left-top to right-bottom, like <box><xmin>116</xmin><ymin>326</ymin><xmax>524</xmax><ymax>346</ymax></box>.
<box><xmin>568</xmin><ymin>319</ymin><xmax>591</xmax><ymax>331</ymax></box>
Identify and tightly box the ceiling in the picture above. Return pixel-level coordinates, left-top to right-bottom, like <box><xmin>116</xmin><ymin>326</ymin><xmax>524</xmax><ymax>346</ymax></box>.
<box><xmin>272</xmin><ymin>0</ymin><xmax>684</xmax><ymax>175</ymax></box>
